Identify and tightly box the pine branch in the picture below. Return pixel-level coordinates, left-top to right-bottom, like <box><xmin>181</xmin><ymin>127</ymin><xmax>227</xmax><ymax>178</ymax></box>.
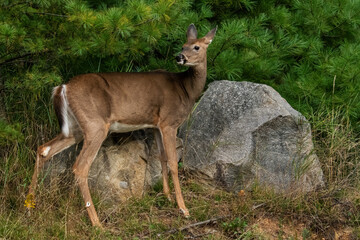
<box><xmin>133</xmin><ymin>18</ymin><xmax>155</xmax><ymax>27</ymax></box>
<box><xmin>1</xmin><ymin>1</ymin><xmax>30</xmax><ymax>9</ymax></box>
<box><xmin>27</xmin><ymin>12</ymin><xmax>69</xmax><ymax>18</ymax></box>
<box><xmin>0</xmin><ymin>50</ymin><xmax>21</xmax><ymax>60</ymax></box>
<box><xmin>211</xmin><ymin>32</ymin><xmax>237</xmax><ymax>66</ymax></box>
<box><xmin>0</xmin><ymin>50</ymin><xmax>50</xmax><ymax>66</ymax></box>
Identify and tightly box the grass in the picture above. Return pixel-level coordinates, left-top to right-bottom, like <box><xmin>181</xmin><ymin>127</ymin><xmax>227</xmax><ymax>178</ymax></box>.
<box><xmin>0</xmin><ymin>103</ymin><xmax>359</xmax><ymax>239</ymax></box>
<box><xmin>0</xmin><ymin>169</ymin><xmax>359</xmax><ymax>239</ymax></box>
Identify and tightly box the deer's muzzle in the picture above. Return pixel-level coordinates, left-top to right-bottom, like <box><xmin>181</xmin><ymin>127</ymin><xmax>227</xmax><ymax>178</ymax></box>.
<box><xmin>175</xmin><ymin>54</ymin><xmax>186</xmax><ymax>65</ymax></box>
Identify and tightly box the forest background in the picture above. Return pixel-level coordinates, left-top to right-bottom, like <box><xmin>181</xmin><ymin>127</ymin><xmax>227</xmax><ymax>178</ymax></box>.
<box><xmin>0</xmin><ymin>0</ymin><xmax>359</xmax><ymax>239</ymax></box>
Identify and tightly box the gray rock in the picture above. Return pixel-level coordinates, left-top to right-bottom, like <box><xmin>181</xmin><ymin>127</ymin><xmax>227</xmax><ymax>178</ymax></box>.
<box><xmin>179</xmin><ymin>80</ymin><xmax>324</xmax><ymax>193</ymax></box>
<box><xmin>43</xmin><ymin>130</ymin><xmax>183</xmax><ymax>202</ymax></box>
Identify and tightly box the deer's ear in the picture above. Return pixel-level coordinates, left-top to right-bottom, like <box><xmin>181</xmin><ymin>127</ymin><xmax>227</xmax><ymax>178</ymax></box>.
<box><xmin>187</xmin><ymin>24</ymin><xmax>198</xmax><ymax>41</ymax></box>
<box><xmin>204</xmin><ymin>26</ymin><xmax>217</xmax><ymax>45</ymax></box>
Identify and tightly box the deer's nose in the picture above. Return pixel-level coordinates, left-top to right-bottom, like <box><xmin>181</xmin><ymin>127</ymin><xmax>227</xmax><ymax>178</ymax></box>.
<box><xmin>175</xmin><ymin>54</ymin><xmax>185</xmax><ymax>63</ymax></box>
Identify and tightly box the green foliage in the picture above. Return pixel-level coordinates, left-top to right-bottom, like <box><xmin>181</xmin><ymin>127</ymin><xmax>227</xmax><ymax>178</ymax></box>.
<box><xmin>200</xmin><ymin>0</ymin><xmax>360</xmax><ymax>130</ymax></box>
<box><xmin>222</xmin><ymin>217</ymin><xmax>248</xmax><ymax>237</ymax></box>
<box><xmin>1</xmin><ymin>0</ymin><xmax>359</xmax><ymax>141</ymax></box>
<box><xmin>0</xmin><ymin>119</ymin><xmax>23</xmax><ymax>145</ymax></box>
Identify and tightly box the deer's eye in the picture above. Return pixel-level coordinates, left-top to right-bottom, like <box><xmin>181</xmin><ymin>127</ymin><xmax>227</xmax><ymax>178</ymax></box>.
<box><xmin>194</xmin><ymin>46</ymin><xmax>200</xmax><ymax>51</ymax></box>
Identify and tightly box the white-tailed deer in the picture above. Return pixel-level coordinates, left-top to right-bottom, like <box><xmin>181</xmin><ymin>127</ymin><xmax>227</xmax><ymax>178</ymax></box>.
<box><xmin>26</xmin><ymin>24</ymin><xmax>216</xmax><ymax>227</ymax></box>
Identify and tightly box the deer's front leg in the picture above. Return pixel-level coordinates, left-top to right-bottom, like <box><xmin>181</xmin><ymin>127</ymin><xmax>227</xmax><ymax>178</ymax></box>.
<box><xmin>160</xmin><ymin>126</ymin><xmax>189</xmax><ymax>217</ymax></box>
<box><xmin>154</xmin><ymin>129</ymin><xmax>172</xmax><ymax>201</ymax></box>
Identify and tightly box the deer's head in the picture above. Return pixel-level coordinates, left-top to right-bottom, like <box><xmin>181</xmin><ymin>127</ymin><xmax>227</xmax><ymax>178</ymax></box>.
<box><xmin>176</xmin><ymin>24</ymin><xmax>217</xmax><ymax>67</ymax></box>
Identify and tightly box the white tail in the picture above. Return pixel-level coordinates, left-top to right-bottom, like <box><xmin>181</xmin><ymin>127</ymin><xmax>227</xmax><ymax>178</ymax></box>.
<box><xmin>27</xmin><ymin>24</ymin><xmax>217</xmax><ymax>227</ymax></box>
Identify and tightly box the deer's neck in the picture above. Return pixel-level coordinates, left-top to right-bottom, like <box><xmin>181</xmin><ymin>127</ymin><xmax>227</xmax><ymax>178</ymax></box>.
<box><xmin>182</xmin><ymin>61</ymin><xmax>207</xmax><ymax>101</ymax></box>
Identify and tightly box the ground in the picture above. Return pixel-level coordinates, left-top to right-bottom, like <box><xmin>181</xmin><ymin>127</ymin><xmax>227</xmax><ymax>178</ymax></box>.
<box><xmin>1</xmin><ymin>170</ymin><xmax>359</xmax><ymax>239</ymax></box>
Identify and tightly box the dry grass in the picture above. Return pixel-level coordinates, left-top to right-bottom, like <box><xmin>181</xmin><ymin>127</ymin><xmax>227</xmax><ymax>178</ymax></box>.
<box><xmin>309</xmin><ymin>106</ymin><xmax>360</xmax><ymax>186</ymax></box>
<box><xmin>0</xmin><ymin>169</ymin><xmax>359</xmax><ymax>239</ymax></box>
<box><xmin>0</xmin><ymin>106</ymin><xmax>359</xmax><ymax>239</ymax></box>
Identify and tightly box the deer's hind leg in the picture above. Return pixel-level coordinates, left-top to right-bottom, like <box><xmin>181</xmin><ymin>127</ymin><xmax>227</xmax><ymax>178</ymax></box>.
<box><xmin>72</xmin><ymin>123</ymin><xmax>109</xmax><ymax>227</ymax></box>
<box><xmin>27</xmin><ymin>133</ymin><xmax>77</xmax><ymax>208</ymax></box>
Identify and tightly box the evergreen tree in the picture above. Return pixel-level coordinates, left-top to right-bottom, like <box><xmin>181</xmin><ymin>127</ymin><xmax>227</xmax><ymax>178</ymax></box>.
<box><xmin>197</xmin><ymin>0</ymin><xmax>360</xmax><ymax>130</ymax></box>
<box><xmin>0</xmin><ymin>0</ymin><xmax>359</xmax><ymax>147</ymax></box>
<box><xmin>0</xmin><ymin>0</ymin><xmax>201</xmax><ymax>145</ymax></box>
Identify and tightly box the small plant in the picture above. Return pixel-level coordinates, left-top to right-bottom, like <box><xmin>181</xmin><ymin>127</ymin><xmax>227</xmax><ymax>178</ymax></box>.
<box><xmin>222</xmin><ymin>217</ymin><xmax>248</xmax><ymax>237</ymax></box>
<box><xmin>302</xmin><ymin>228</ymin><xmax>311</xmax><ymax>239</ymax></box>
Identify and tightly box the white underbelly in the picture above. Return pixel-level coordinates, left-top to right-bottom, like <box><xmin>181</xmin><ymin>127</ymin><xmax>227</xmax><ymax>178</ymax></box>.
<box><xmin>109</xmin><ymin>122</ymin><xmax>155</xmax><ymax>133</ymax></box>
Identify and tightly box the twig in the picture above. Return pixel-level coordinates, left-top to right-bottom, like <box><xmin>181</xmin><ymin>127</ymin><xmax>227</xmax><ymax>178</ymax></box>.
<box><xmin>0</xmin><ymin>52</ymin><xmax>34</xmax><ymax>66</ymax></box>
<box><xmin>158</xmin><ymin>215</ymin><xmax>230</xmax><ymax>237</ymax></box>
<box><xmin>29</xmin><ymin>12</ymin><xmax>69</xmax><ymax>18</ymax></box>
<box><xmin>252</xmin><ymin>203</ymin><xmax>266</xmax><ymax>210</ymax></box>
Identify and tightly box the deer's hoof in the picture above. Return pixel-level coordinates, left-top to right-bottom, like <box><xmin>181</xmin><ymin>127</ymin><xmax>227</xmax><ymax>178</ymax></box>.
<box><xmin>166</xmin><ymin>195</ymin><xmax>173</xmax><ymax>202</ymax></box>
<box><xmin>180</xmin><ymin>208</ymin><xmax>190</xmax><ymax>218</ymax></box>
<box><xmin>94</xmin><ymin>223</ymin><xmax>104</xmax><ymax>230</ymax></box>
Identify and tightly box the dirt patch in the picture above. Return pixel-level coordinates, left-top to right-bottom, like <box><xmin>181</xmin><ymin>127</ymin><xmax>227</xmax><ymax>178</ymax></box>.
<box><xmin>252</xmin><ymin>217</ymin><xmax>307</xmax><ymax>239</ymax></box>
<box><xmin>249</xmin><ymin>217</ymin><xmax>355</xmax><ymax>240</ymax></box>
<box><xmin>333</xmin><ymin>228</ymin><xmax>354</xmax><ymax>240</ymax></box>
